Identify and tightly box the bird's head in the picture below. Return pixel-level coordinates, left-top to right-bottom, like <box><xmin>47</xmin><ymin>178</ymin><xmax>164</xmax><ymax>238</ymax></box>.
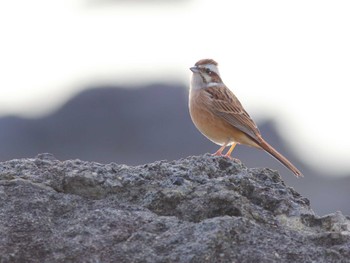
<box><xmin>190</xmin><ymin>59</ymin><xmax>223</xmax><ymax>89</ymax></box>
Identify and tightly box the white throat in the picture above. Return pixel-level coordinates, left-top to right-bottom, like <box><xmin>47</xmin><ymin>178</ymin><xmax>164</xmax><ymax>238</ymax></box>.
<box><xmin>190</xmin><ymin>73</ymin><xmax>204</xmax><ymax>91</ymax></box>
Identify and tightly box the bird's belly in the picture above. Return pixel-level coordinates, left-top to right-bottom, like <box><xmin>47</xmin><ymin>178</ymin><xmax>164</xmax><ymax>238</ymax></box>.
<box><xmin>190</xmin><ymin>103</ymin><xmax>247</xmax><ymax>146</ymax></box>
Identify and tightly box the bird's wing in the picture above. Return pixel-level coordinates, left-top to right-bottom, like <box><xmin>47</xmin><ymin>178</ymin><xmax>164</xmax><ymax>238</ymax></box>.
<box><xmin>205</xmin><ymin>86</ymin><xmax>261</xmax><ymax>142</ymax></box>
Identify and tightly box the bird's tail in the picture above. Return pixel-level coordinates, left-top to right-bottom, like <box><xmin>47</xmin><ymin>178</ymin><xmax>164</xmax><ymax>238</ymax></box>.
<box><xmin>259</xmin><ymin>138</ymin><xmax>303</xmax><ymax>177</ymax></box>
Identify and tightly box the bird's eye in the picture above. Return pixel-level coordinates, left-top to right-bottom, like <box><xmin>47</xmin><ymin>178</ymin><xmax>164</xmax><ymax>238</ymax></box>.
<box><xmin>206</xmin><ymin>68</ymin><xmax>212</xmax><ymax>74</ymax></box>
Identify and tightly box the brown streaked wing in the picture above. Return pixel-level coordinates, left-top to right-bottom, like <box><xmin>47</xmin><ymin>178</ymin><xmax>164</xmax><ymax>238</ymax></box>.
<box><xmin>205</xmin><ymin>86</ymin><xmax>261</xmax><ymax>142</ymax></box>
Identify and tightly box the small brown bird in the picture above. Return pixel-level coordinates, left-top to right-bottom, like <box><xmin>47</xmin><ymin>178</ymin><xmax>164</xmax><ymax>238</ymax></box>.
<box><xmin>189</xmin><ymin>59</ymin><xmax>302</xmax><ymax>177</ymax></box>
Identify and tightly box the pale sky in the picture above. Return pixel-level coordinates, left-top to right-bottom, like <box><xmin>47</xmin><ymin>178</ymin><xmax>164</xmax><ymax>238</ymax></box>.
<box><xmin>0</xmin><ymin>0</ymin><xmax>350</xmax><ymax>175</ymax></box>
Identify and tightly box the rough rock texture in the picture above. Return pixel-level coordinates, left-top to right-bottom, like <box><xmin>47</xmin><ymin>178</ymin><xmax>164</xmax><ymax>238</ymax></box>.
<box><xmin>0</xmin><ymin>153</ymin><xmax>349</xmax><ymax>263</ymax></box>
<box><xmin>1</xmin><ymin>85</ymin><xmax>349</xmax><ymax>217</ymax></box>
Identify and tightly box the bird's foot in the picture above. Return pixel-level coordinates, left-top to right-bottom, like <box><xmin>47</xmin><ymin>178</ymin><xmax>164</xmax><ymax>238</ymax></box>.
<box><xmin>223</xmin><ymin>154</ymin><xmax>240</xmax><ymax>162</ymax></box>
<box><xmin>212</xmin><ymin>152</ymin><xmax>239</xmax><ymax>162</ymax></box>
<box><xmin>223</xmin><ymin>154</ymin><xmax>234</xmax><ymax>160</ymax></box>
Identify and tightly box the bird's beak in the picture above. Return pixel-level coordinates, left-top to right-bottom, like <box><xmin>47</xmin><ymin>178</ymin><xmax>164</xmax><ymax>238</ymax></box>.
<box><xmin>190</xmin><ymin>66</ymin><xmax>199</xmax><ymax>73</ymax></box>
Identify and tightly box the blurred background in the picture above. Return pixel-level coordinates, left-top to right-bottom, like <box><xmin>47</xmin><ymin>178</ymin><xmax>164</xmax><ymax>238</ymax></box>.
<box><xmin>0</xmin><ymin>0</ymin><xmax>349</xmax><ymax>216</ymax></box>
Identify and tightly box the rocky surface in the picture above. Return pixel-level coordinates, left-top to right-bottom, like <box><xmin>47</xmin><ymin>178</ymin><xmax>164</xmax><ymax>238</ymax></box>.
<box><xmin>1</xmin><ymin>85</ymin><xmax>349</xmax><ymax>216</ymax></box>
<box><xmin>0</xmin><ymin>153</ymin><xmax>349</xmax><ymax>263</ymax></box>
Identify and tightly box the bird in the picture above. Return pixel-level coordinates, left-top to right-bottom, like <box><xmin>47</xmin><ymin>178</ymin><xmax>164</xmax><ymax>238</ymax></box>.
<box><xmin>189</xmin><ymin>58</ymin><xmax>302</xmax><ymax>177</ymax></box>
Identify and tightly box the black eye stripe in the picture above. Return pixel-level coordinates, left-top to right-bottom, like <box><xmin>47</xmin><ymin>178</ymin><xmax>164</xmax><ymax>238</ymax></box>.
<box><xmin>202</xmin><ymin>68</ymin><xmax>212</xmax><ymax>75</ymax></box>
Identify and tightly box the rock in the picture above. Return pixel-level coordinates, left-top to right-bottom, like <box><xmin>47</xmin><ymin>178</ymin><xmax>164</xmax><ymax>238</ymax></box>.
<box><xmin>1</xmin><ymin>85</ymin><xmax>349</xmax><ymax>217</ymax></box>
<box><xmin>0</xmin><ymin>153</ymin><xmax>349</xmax><ymax>263</ymax></box>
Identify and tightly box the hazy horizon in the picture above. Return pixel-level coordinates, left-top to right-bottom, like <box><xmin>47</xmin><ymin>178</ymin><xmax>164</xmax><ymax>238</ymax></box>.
<box><xmin>1</xmin><ymin>0</ymin><xmax>349</xmax><ymax>174</ymax></box>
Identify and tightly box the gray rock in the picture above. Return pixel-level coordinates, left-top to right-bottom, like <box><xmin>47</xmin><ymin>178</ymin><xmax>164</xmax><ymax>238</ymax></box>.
<box><xmin>1</xmin><ymin>85</ymin><xmax>349</xmax><ymax>217</ymax></box>
<box><xmin>0</xmin><ymin>153</ymin><xmax>349</xmax><ymax>263</ymax></box>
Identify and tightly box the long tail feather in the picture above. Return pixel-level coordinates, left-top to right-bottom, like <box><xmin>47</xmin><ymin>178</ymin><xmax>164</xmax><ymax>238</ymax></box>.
<box><xmin>259</xmin><ymin>139</ymin><xmax>303</xmax><ymax>177</ymax></box>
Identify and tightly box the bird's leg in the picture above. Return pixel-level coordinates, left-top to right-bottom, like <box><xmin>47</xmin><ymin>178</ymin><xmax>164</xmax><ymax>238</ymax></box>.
<box><xmin>223</xmin><ymin>142</ymin><xmax>237</xmax><ymax>159</ymax></box>
<box><xmin>212</xmin><ymin>144</ymin><xmax>227</xmax><ymax>157</ymax></box>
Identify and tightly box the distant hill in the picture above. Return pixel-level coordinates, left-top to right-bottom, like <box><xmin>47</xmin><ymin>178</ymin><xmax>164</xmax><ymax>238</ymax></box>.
<box><xmin>0</xmin><ymin>83</ymin><xmax>349</xmax><ymax>215</ymax></box>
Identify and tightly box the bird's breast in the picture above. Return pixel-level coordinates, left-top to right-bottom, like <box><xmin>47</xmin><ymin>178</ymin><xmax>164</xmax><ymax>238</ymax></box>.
<box><xmin>189</xmin><ymin>89</ymin><xmax>244</xmax><ymax>146</ymax></box>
